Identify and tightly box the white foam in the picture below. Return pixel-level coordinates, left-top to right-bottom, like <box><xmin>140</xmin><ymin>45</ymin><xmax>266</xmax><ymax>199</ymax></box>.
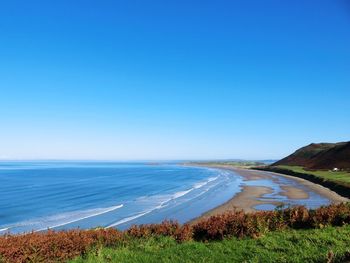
<box><xmin>107</xmin><ymin>176</ymin><xmax>222</xmax><ymax>228</ymax></box>
<box><xmin>5</xmin><ymin>204</ymin><xmax>124</xmax><ymax>233</ymax></box>
<box><xmin>10</xmin><ymin>173</ymin><xmax>222</xmax><ymax>232</ymax></box>
<box><xmin>172</xmin><ymin>189</ymin><xmax>192</xmax><ymax>199</ymax></box>
<box><xmin>193</xmin><ymin>176</ymin><xmax>219</xmax><ymax>189</ymax></box>
<box><xmin>35</xmin><ymin>204</ymin><xmax>124</xmax><ymax>231</ymax></box>
<box><xmin>171</xmin><ymin>176</ymin><xmax>220</xmax><ymax>200</ymax></box>
<box><xmin>0</xmin><ymin>227</ymin><xmax>9</xmax><ymax>233</ymax></box>
<box><xmin>134</xmin><ymin>175</ymin><xmax>220</xmax><ymax>208</ymax></box>
<box><xmin>107</xmin><ymin>211</ymin><xmax>150</xmax><ymax>228</ymax></box>
<box><xmin>106</xmin><ymin>200</ymin><xmax>169</xmax><ymax>228</ymax></box>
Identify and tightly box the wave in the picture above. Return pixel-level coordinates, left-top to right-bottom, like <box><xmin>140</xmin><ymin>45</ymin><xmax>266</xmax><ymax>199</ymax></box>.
<box><xmin>3</xmin><ymin>204</ymin><xmax>124</xmax><ymax>233</ymax></box>
<box><xmin>107</xmin><ymin>211</ymin><xmax>150</xmax><ymax>228</ymax></box>
<box><xmin>0</xmin><ymin>227</ymin><xmax>9</xmax><ymax>233</ymax></box>
<box><xmin>3</xmin><ymin>169</ymin><xmax>225</xmax><ymax>233</ymax></box>
<box><xmin>155</xmin><ymin>176</ymin><xmax>220</xmax><ymax>205</ymax></box>
<box><xmin>171</xmin><ymin>176</ymin><xmax>219</xmax><ymax>200</ymax></box>
<box><xmin>171</xmin><ymin>189</ymin><xmax>192</xmax><ymax>199</ymax></box>
<box><xmin>107</xmin><ymin>175</ymin><xmax>222</xmax><ymax>228</ymax></box>
<box><xmin>106</xmin><ymin>200</ymin><xmax>168</xmax><ymax>228</ymax></box>
<box><xmin>193</xmin><ymin>176</ymin><xmax>219</xmax><ymax>189</ymax></box>
<box><xmin>36</xmin><ymin>204</ymin><xmax>124</xmax><ymax>231</ymax></box>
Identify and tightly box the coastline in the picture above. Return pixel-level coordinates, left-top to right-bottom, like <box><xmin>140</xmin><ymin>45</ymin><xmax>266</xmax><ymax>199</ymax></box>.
<box><xmin>189</xmin><ymin>165</ymin><xmax>348</xmax><ymax>224</ymax></box>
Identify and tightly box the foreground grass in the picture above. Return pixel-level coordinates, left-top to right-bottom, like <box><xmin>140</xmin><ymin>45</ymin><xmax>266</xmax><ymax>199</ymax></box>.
<box><xmin>2</xmin><ymin>204</ymin><xmax>349</xmax><ymax>262</ymax></box>
<box><xmin>276</xmin><ymin>165</ymin><xmax>350</xmax><ymax>184</ymax></box>
<box><xmin>71</xmin><ymin>225</ymin><xmax>350</xmax><ymax>263</ymax></box>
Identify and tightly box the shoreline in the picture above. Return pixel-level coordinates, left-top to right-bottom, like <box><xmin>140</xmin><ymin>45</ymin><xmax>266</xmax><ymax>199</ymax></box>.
<box><xmin>189</xmin><ymin>165</ymin><xmax>348</xmax><ymax>224</ymax></box>
<box><xmin>256</xmin><ymin>166</ymin><xmax>350</xmax><ymax>199</ymax></box>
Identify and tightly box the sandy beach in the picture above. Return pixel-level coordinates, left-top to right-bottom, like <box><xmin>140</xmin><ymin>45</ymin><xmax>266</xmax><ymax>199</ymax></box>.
<box><xmin>190</xmin><ymin>165</ymin><xmax>348</xmax><ymax>224</ymax></box>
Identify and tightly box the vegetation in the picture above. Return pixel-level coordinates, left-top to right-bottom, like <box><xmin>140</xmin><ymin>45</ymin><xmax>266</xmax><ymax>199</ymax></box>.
<box><xmin>258</xmin><ymin>141</ymin><xmax>350</xmax><ymax>199</ymax></box>
<box><xmin>276</xmin><ymin>165</ymin><xmax>350</xmax><ymax>185</ymax></box>
<box><xmin>70</xmin><ymin>226</ymin><xmax>350</xmax><ymax>263</ymax></box>
<box><xmin>272</xmin><ymin>141</ymin><xmax>350</xmax><ymax>171</ymax></box>
<box><xmin>1</xmin><ymin>203</ymin><xmax>350</xmax><ymax>262</ymax></box>
<box><xmin>256</xmin><ymin>165</ymin><xmax>350</xmax><ymax>198</ymax></box>
<box><xmin>188</xmin><ymin>161</ymin><xmax>266</xmax><ymax>168</ymax></box>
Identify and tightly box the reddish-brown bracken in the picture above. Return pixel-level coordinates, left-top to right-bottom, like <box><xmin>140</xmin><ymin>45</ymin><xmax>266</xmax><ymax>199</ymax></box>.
<box><xmin>0</xmin><ymin>203</ymin><xmax>349</xmax><ymax>262</ymax></box>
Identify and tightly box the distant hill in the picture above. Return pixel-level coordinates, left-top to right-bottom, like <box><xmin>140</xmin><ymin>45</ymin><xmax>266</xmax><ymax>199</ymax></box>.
<box><xmin>273</xmin><ymin>141</ymin><xmax>350</xmax><ymax>170</ymax></box>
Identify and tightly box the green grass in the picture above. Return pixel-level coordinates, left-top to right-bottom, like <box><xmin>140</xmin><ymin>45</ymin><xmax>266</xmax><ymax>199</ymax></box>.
<box><xmin>275</xmin><ymin>165</ymin><xmax>350</xmax><ymax>184</ymax></box>
<box><xmin>189</xmin><ymin>161</ymin><xmax>265</xmax><ymax>168</ymax></box>
<box><xmin>70</xmin><ymin>225</ymin><xmax>350</xmax><ymax>263</ymax></box>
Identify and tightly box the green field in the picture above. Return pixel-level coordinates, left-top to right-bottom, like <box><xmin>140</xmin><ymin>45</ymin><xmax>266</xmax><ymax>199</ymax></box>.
<box><xmin>189</xmin><ymin>161</ymin><xmax>266</xmax><ymax>168</ymax></box>
<box><xmin>70</xmin><ymin>225</ymin><xmax>350</xmax><ymax>263</ymax></box>
<box><xmin>275</xmin><ymin>165</ymin><xmax>350</xmax><ymax>184</ymax></box>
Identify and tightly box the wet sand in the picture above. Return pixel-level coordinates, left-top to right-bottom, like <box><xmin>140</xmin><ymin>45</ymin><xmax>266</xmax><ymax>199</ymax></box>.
<box><xmin>280</xmin><ymin>185</ymin><xmax>309</xmax><ymax>199</ymax></box>
<box><xmin>189</xmin><ymin>165</ymin><xmax>348</xmax><ymax>224</ymax></box>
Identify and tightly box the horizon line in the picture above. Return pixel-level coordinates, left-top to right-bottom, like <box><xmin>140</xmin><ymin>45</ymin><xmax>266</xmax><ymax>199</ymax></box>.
<box><xmin>0</xmin><ymin>158</ymin><xmax>279</xmax><ymax>162</ymax></box>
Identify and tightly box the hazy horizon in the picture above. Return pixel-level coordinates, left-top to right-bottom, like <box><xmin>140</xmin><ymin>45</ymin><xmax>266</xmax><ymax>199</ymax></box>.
<box><xmin>0</xmin><ymin>158</ymin><xmax>278</xmax><ymax>162</ymax></box>
<box><xmin>1</xmin><ymin>1</ymin><xmax>349</xmax><ymax>160</ymax></box>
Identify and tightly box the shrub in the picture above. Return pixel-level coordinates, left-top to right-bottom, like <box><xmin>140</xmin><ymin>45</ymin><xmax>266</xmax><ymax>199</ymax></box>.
<box><xmin>192</xmin><ymin>203</ymin><xmax>350</xmax><ymax>241</ymax></box>
<box><xmin>0</xmin><ymin>203</ymin><xmax>349</xmax><ymax>262</ymax></box>
<box><xmin>0</xmin><ymin>229</ymin><xmax>122</xmax><ymax>263</ymax></box>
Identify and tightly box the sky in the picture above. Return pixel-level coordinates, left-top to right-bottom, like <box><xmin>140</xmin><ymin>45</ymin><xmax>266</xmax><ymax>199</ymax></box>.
<box><xmin>0</xmin><ymin>0</ymin><xmax>349</xmax><ymax>160</ymax></box>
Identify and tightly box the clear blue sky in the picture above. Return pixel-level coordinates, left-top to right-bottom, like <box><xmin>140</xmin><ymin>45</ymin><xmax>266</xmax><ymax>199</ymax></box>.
<box><xmin>0</xmin><ymin>0</ymin><xmax>349</xmax><ymax>160</ymax></box>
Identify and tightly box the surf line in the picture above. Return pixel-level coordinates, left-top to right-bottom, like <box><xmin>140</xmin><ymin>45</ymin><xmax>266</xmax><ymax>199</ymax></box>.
<box><xmin>34</xmin><ymin>204</ymin><xmax>124</xmax><ymax>232</ymax></box>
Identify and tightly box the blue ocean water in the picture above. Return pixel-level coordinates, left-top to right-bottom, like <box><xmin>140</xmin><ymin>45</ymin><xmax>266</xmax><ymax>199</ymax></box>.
<box><xmin>0</xmin><ymin>162</ymin><xmax>332</xmax><ymax>234</ymax></box>
<box><xmin>0</xmin><ymin>162</ymin><xmax>243</xmax><ymax>234</ymax></box>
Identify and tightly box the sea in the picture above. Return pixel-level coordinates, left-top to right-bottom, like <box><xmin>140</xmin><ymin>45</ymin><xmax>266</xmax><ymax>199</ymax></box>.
<box><xmin>0</xmin><ymin>161</ymin><xmax>331</xmax><ymax>234</ymax></box>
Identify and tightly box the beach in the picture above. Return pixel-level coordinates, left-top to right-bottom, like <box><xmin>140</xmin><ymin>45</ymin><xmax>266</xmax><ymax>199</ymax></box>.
<box><xmin>190</xmin><ymin>165</ymin><xmax>348</xmax><ymax>224</ymax></box>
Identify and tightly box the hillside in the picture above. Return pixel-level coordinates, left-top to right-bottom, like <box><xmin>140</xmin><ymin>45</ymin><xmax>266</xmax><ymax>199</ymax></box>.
<box><xmin>273</xmin><ymin>141</ymin><xmax>350</xmax><ymax>170</ymax></box>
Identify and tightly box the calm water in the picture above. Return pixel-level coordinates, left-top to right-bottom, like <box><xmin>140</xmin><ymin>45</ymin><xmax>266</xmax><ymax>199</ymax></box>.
<box><xmin>0</xmin><ymin>162</ymin><xmax>331</xmax><ymax>234</ymax></box>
